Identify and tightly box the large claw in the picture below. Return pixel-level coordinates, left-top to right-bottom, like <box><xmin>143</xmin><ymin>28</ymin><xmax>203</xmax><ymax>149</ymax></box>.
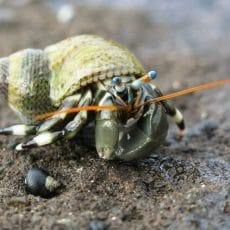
<box><xmin>95</xmin><ymin>95</ymin><xmax>119</xmax><ymax>160</ymax></box>
<box><xmin>115</xmin><ymin>102</ymin><xmax>168</xmax><ymax>161</ymax></box>
<box><xmin>95</xmin><ymin>117</ymin><xmax>119</xmax><ymax>159</ymax></box>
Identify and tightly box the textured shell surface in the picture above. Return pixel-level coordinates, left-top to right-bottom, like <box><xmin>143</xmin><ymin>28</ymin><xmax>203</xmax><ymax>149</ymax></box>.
<box><xmin>0</xmin><ymin>35</ymin><xmax>145</xmax><ymax>123</ymax></box>
<box><xmin>0</xmin><ymin>49</ymin><xmax>54</xmax><ymax>123</ymax></box>
<box><xmin>45</xmin><ymin>34</ymin><xmax>145</xmax><ymax>105</ymax></box>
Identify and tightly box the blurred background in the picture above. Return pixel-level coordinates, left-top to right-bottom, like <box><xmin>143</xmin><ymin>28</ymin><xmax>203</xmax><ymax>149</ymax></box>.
<box><xmin>1</xmin><ymin>0</ymin><xmax>230</xmax><ymax>56</ymax></box>
<box><xmin>0</xmin><ymin>1</ymin><xmax>229</xmax><ymax>229</ymax></box>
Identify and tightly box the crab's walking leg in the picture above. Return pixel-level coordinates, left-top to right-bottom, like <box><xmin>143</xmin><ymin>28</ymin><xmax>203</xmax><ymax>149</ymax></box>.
<box><xmin>64</xmin><ymin>90</ymin><xmax>92</xmax><ymax>139</ymax></box>
<box><xmin>37</xmin><ymin>94</ymin><xmax>82</xmax><ymax>133</ymax></box>
<box><xmin>95</xmin><ymin>93</ymin><xmax>119</xmax><ymax>159</ymax></box>
<box><xmin>0</xmin><ymin>93</ymin><xmax>82</xmax><ymax>138</ymax></box>
<box><xmin>15</xmin><ymin>90</ymin><xmax>92</xmax><ymax>151</ymax></box>
<box><xmin>0</xmin><ymin>125</ymin><xmax>36</xmax><ymax>136</ymax></box>
<box><xmin>15</xmin><ymin>131</ymin><xmax>64</xmax><ymax>150</ymax></box>
<box><xmin>149</xmin><ymin>85</ymin><xmax>185</xmax><ymax>136</ymax></box>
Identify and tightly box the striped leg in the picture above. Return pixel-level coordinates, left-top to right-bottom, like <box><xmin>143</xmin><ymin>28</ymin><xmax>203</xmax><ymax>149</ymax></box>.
<box><xmin>0</xmin><ymin>124</ymin><xmax>36</xmax><ymax>136</ymax></box>
<box><xmin>37</xmin><ymin>94</ymin><xmax>82</xmax><ymax>133</ymax></box>
<box><xmin>0</xmin><ymin>93</ymin><xmax>83</xmax><ymax>137</ymax></box>
<box><xmin>15</xmin><ymin>90</ymin><xmax>92</xmax><ymax>151</ymax></box>
<box><xmin>15</xmin><ymin>131</ymin><xmax>64</xmax><ymax>150</ymax></box>
<box><xmin>149</xmin><ymin>85</ymin><xmax>185</xmax><ymax>137</ymax></box>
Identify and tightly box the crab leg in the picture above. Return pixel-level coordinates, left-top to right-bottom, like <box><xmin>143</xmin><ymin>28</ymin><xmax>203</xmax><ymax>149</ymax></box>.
<box><xmin>15</xmin><ymin>90</ymin><xmax>92</xmax><ymax>151</ymax></box>
<box><xmin>0</xmin><ymin>124</ymin><xmax>37</xmax><ymax>136</ymax></box>
<box><xmin>64</xmin><ymin>91</ymin><xmax>92</xmax><ymax>139</ymax></box>
<box><xmin>37</xmin><ymin>94</ymin><xmax>82</xmax><ymax>133</ymax></box>
<box><xmin>148</xmin><ymin>84</ymin><xmax>185</xmax><ymax>136</ymax></box>
<box><xmin>15</xmin><ymin>131</ymin><xmax>64</xmax><ymax>150</ymax></box>
<box><xmin>0</xmin><ymin>94</ymin><xmax>83</xmax><ymax>137</ymax></box>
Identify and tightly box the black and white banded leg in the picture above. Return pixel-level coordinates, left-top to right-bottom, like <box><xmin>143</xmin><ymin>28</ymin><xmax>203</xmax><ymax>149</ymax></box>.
<box><xmin>149</xmin><ymin>84</ymin><xmax>185</xmax><ymax>137</ymax></box>
<box><xmin>37</xmin><ymin>94</ymin><xmax>82</xmax><ymax>133</ymax></box>
<box><xmin>0</xmin><ymin>124</ymin><xmax>37</xmax><ymax>136</ymax></box>
<box><xmin>15</xmin><ymin>130</ymin><xmax>64</xmax><ymax>150</ymax></box>
<box><xmin>0</xmin><ymin>94</ymin><xmax>82</xmax><ymax>137</ymax></box>
<box><xmin>15</xmin><ymin>90</ymin><xmax>92</xmax><ymax>151</ymax></box>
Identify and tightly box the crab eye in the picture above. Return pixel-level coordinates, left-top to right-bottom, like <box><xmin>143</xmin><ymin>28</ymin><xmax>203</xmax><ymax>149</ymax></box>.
<box><xmin>112</xmin><ymin>76</ymin><xmax>122</xmax><ymax>85</ymax></box>
<box><xmin>148</xmin><ymin>70</ymin><xmax>157</xmax><ymax>80</ymax></box>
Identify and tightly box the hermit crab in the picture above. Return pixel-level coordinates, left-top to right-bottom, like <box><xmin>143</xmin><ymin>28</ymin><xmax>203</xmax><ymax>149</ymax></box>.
<box><xmin>0</xmin><ymin>35</ymin><xmax>228</xmax><ymax>161</ymax></box>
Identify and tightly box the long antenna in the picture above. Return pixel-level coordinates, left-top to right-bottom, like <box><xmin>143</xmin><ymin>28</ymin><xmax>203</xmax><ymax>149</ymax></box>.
<box><xmin>36</xmin><ymin>105</ymin><xmax>124</xmax><ymax>120</ymax></box>
<box><xmin>136</xmin><ymin>79</ymin><xmax>230</xmax><ymax>109</ymax></box>
<box><xmin>35</xmin><ymin>79</ymin><xmax>230</xmax><ymax>120</ymax></box>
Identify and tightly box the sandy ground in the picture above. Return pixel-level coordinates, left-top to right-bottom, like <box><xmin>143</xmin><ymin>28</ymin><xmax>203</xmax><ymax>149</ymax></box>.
<box><xmin>0</xmin><ymin>1</ymin><xmax>229</xmax><ymax>229</ymax></box>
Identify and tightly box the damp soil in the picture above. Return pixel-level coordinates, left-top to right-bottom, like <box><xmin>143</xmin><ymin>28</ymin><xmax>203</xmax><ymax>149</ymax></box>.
<box><xmin>0</xmin><ymin>1</ymin><xmax>229</xmax><ymax>230</ymax></box>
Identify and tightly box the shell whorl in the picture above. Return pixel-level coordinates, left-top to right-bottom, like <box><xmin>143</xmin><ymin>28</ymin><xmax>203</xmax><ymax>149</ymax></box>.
<box><xmin>0</xmin><ymin>57</ymin><xmax>9</xmax><ymax>101</ymax></box>
<box><xmin>5</xmin><ymin>49</ymin><xmax>55</xmax><ymax>123</ymax></box>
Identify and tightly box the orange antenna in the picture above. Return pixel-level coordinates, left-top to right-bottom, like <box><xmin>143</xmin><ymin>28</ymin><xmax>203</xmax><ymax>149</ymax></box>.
<box><xmin>137</xmin><ymin>79</ymin><xmax>230</xmax><ymax>108</ymax></box>
<box><xmin>36</xmin><ymin>79</ymin><xmax>230</xmax><ymax>121</ymax></box>
<box><xmin>36</xmin><ymin>105</ymin><xmax>126</xmax><ymax>120</ymax></box>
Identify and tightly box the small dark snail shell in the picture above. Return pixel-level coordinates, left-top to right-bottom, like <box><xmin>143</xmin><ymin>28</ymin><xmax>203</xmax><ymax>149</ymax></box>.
<box><xmin>24</xmin><ymin>168</ymin><xmax>60</xmax><ymax>198</ymax></box>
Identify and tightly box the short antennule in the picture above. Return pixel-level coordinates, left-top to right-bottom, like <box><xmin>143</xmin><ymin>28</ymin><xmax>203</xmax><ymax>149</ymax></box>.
<box><xmin>0</xmin><ymin>57</ymin><xmax>9</xmax><ymax>100</ymax></box>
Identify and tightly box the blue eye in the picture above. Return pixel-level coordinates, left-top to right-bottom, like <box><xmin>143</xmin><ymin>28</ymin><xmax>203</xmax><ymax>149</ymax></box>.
<box><xmin>112</xmin><ymin>76</ymin><xmax>122</xmax><ymax>84</ymax></box>
<box><xmin>148</xmin><ymin>70</ymin><xmax>157</xmax><ymax>80</ymax></box>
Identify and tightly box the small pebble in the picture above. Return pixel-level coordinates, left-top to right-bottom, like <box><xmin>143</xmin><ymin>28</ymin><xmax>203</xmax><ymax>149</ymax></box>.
<box><xmin>24</xmin><ymin>168</ymin><xmax>60</xmax><ymax>198</ymax></box>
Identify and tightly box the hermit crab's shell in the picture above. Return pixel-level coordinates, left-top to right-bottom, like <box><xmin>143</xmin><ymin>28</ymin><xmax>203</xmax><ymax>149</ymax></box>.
<box><xmin>45</xmin><ymin>35</ymin><xmax>145</xmax><ymax>106</ymax></box>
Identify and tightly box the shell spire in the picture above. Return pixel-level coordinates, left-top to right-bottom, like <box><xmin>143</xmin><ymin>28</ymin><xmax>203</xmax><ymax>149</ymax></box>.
<box><xmin>0</xmin><ymin>57</ymin><xmax>9</xmax><ymax>101</ymax></box>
